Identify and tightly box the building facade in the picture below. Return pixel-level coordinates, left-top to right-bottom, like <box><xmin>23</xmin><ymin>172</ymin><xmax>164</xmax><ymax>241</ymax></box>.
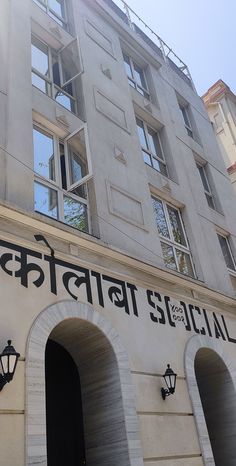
<box><xmin>203</xmin><ymin>80</ymin><xmax>236</xmax><ymax>193</ymax></box>
<box><xmin>1</xmin><ymin>1</ymin><xmax>236</xmax><ymax>465</ymax></box>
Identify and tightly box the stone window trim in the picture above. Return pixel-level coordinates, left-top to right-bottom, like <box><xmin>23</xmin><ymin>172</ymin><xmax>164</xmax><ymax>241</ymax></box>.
<box><xmin>32</xmin><ymin>0</ymin><xmax>68</xmax><ymax>30</ymax></box>
<box><xmin>25</xmin><ymin>300</ymin><xmax>144</xmax><ymax>466</ymax></box>
<box><xmin>31</xmin><ymin>34</ymin><xmax>82</xmax><ymax>115</ymax></box>
<box><xmin>136</xmin><ymin>117</ymin><xmax>168</xmax><ymax>177</ymax></box>
<box><xmin>152</xmin><ymin>196</ymin><xmax>195</xmax><ymax>278</ymax></box>
<box><xmin>33</xmin><ymin>122</ymin><xmax>92</xmax><ymax>232</ymax></box>
<box><xmin>123</xmin><ymin>52</ymin><xmax>150</xmax><ymax>100</ymax></box>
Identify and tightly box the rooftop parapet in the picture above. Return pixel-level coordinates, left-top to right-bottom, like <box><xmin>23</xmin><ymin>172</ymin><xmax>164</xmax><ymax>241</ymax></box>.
<box><xmin>102</xmin><ymin>0</ymin><xmax>195</xmax><ymax>90</ymax></box>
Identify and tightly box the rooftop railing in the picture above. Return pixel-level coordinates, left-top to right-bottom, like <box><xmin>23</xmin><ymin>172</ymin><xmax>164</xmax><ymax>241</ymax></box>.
<box><xmin>102</xmin><ymin>0</ymin><xmax>195</xmax><ymax>89</ymax></box>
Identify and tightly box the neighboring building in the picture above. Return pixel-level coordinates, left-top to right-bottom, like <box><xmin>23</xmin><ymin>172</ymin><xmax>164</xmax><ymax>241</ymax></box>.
<box><xmin>1</xmin><ymin>1</ymin><xmax>236</xmax><ymax>466</ymax></box>
<box><xmin>203</xmin><ymin>80</ymin><xmax>236</xmax><ymax>192</ymax></box>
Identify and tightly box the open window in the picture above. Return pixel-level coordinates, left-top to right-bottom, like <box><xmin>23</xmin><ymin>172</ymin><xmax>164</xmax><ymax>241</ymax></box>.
<box><xmin>33</xmin><ymin>122</ymin><xmax>92</xmax><ymax>233</ymax></box>
<box><xmin>31</xmin><ymin>35</ymin><xmax>83</xmax><ymax>115</ymax></box>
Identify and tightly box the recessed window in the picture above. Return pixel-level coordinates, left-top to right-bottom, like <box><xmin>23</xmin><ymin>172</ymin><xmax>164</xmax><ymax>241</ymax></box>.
<box><xmin>179</xmin><ymin>104</ymin><xmax>193</xmax><ymax>138</ymax></box>
<box><xmin>136</xmin><ymin>118</ymin><xmax>168</xmax><ymax>176</ymax></box>
<box><xmin>31</xmin><ymin>36</ymin><xmax>82</xmax><ymax>114</ymax></box>
<box><xmin>152</xmin><ymin>197</ymin><xmax>195</xmax><ymax>277</ymax></box>
<box><xmin>197</xmin><ymin>164</ymin><xmax>215</xmax><ymax>209</ymax></box>
<box><xmin>123</xmin><ymin>53</ymin><xmax>149</xmax><ymax>99</ymax></box>
<box><xmin>33</xmin><ymin>125</ymin><xmax>91</xmax><ymax>232</ymax></box>
<box><xmin>217</xmin><ymin>234</ymin><xmax>236</xmax><ymax>271</ymax></box>
<box><xmin>32</xmin><ymin>0</ymin><xmax>68</xmax><ymax>30</ymax></box>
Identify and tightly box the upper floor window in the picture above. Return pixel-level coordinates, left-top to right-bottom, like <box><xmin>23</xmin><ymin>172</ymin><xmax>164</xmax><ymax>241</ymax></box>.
<box><xmin>197</xmin><ymin>163</ymin><xmax>215</xmax><ymax>209</ymax></box>
<box><xmin>152</xmin><ymin>196</ymin><xmax>195</xmax><ymax>277</ymax></box>
<box><xmin>33</xmin><ymin>124</ymin><xmax>92</xmax><ymax>232</ymax></box>
<box><xmin>33</xmin><ymin>0</ymin><xmax>68</xmax><ymax>30</ymax></box>
<box><xmin>123</xmin><ymin>53</ymin><xmax>149</xmax><ymax>99</ymax></box>
<box><xmin>179</xmin><ymin>104</ymin><xmax>193</xmax><ymax>138</ymax></box>
<box><xmin>136</xmin><ymin>118</ymin><xmax>168</xmax><ymax>176</ymax></box>
<box><xmin>217</xmin><ymin>234</ymin><xmax>236</xmax><ymax>272</ymax></box>
<box><xmin>31</xmin><ymin>35</ymin><xmax>81</xmax><ymax>114</ymax></box>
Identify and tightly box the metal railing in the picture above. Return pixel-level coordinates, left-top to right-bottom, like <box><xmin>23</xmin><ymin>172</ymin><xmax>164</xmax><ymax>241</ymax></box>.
<box><xmin>103</xmin><ymin>0</ymin><xmax>195</xmax><ymax>89</ymax></box>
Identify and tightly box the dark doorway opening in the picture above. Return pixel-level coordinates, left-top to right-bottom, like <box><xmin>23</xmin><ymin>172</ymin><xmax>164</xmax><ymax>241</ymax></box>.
<box><xmin>195</xmin><ymin>348</ymin><xmax>236</xmax><ymax>466</ymax></box>
<box><xmin>45</xmin><ymin>339</ymin><xmax>86</xmax><ymax>466</ymax></box>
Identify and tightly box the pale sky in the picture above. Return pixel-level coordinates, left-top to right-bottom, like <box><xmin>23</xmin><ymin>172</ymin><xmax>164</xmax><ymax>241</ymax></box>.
<box><xmin>119</xmin><ymin>0</ymin><xmax>236</xmax><ymax>96</ymax></box>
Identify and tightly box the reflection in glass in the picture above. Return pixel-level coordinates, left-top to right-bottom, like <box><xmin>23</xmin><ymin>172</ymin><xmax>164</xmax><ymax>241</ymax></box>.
<box><xmin>33</xmin><ymin>128</ymin><xmax>55</xmax><ymax>180</ymax></box>
<box><xmin>176</xmin><ymin>249</ymin><xmax>194</xmax><ymax>277</ymax></box>
<box><xmin>49</xmin><ymin>0</ymin><xmax>65</xmax><ymax>18</ymax></box>
<box><xmin>133</xmin><ymin>63</ymin><xmax>146</xmax><ymax>89</ymax></box>
<box><xmin>161</xmin><ymin>242</ymin><xmax>177</xmax><ymax>270</ymax></box>
<box><xmin>152</xmin><ymin>198</ymin><xmax>170</xmax><ymax>238</ymax></box>
<box><xmin>123</xmin><ymin>54</ymin><xmax>132</xmax><ymax>78</ymax></box>
<box><xmin>64</xmin><ymin>197</ymin><xmax>88</xmax><ymax>232</ymax></box>
<box><xmin>217</xmin><ymin>235</ymin><xmax>235</xmax><ymax>270</ymax></box>
<box><xmin>167</xmin><ymin>206</ymin><xmax>186</xmax><ymax>246</ymax></box>
<box><xmin>31</xmin><ymin>37</ymin><xmax>49</xmax><ymax>77</ymax></box>
<box><xmin>32</xmin><ymin>72</ymin><xmax>51</xmax><ymax>95</ymax></box>
<box><xmin>34</xmin><ymin>182</ymin><xmax>58</xmax><ymax>218</ymax></box>
<box><xmin>136</xmin><ymin>119</ymin><xmax>148</xmax><ymax>150</ymax></box>
<box><xmin>55</xmin><ymin>90</ymin><xmax>75</xmax><ymax>113</ymax></box>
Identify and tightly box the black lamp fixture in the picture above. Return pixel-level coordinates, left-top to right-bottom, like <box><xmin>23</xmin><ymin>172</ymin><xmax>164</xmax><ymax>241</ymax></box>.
<box><xmin>161</xmin><ymin>364</ymin><xmax>177</xmax><ymax>400</ymax></box>
<box><xmin>0</xmin><ymin>341</ymin><xmax>20</xmax><ymax>391</ymax></box>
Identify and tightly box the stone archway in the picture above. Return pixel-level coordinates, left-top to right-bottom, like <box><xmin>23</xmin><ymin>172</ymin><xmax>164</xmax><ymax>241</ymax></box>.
<box><xmin>185</xmin><ymin>336</ymin><xmax>236</xmax><ymax>466</ymax></box>
<box><xmin>26</xmin><ymin>301</ymin><xmax>144</xmax><ymax>466</ymax></box>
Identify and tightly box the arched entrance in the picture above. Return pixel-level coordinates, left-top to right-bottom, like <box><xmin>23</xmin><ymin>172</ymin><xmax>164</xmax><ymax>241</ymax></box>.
<box><xmin>26</xmin><ymin>301</ymin><xmax>144</xmax><ymax>466</ymax></box>
<box><xmin>195</xmin><ymin>348</ymin><xmax>236</xmax><ymax>465</ymax></box>
<box><xmin>185</xmin><ymin>336</ymin><xmax>236</xmax><ymax>466</ymax></box>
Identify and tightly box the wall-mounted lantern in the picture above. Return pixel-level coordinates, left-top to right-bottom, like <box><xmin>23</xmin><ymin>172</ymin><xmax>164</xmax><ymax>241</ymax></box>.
<box><xmin>161</xmin><ymin>364</ymin><xmax>177</xmax><ymax>400</ymax></box>
<box><xmin>0</xmin><ymin>341</ymin><xmax>20</xmax><ymax>391</ymax></box>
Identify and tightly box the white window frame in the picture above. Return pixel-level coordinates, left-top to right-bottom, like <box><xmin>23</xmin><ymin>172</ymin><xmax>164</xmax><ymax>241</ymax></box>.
<box><xmin>179</xmin><ymin>105</ymin><xmax>193</xmax><ymax>138</ymax></box>
<box><xmin>32</xmin><ymin>0</ymin><xmax>68</xmax><ymax>30</ymax></box>
<box><xmin>152</xmin><ymin>196</ymin><xmax>195</xmax><ymax>277</ymax></box>
<box><xmin>136</xmin><ymin>118</ymin><xmax>168</xmax><ymax>176</ymax></box>
<box><xmin>31</xmin><ymin>35</ymin><xmax>82</xmax><ymax>114</ymax></box>
<box><xmin>197</xmin><ymin>163</ymin><xmax>215</xmax><ymax>210</ymax></box>
<box><xmin>123</xmin><ymin>53</ymin><xmax>150</xmax><ymax>99</ymax></box>
<box><xmin>33</xmin><ymin>122</ymin><xmax>92</xmax><ymax>233</ymax></box>
<box><xmin>217</xmin><ymin>233</ymin><xmax>236</xmax><ymax>273</ymax></box>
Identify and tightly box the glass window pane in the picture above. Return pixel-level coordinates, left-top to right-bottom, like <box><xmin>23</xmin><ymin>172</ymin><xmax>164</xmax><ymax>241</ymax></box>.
<box><xmin>133</xmin><ymin>63</ymin><xmax>146</xmax><ymax>89</ymax></box>
<box><xmin>69</xmin><ymin>150</ymin><xmax>87</xmax><ymax>184</ymax></box>
<box><xmin>34</xmin><ymin>182</ymin><xmax>58</xmax><ymax>219</ymax></box>
<box><xmin>218</xmin><ymin>235</ymin><xmax>235</xmax><ymax>270</ymax></box>
<box><xmin>33</xmin><ymin>128</ymin><xmax>55</xmax><ymax>180</ymax></box>
<box><xmin>32</xmin><ymin>72</ymin><xmax>51</xmax><ymax>95</ymax></box>
<box><xmin>55</xmin><ymin>89</ymin><xmax>75</xmax><ymax>113</ymax></box>
<box><xmin>176</xmin><ymin>249</ymin><xmax>194</xmax><ymax>277</ymax></box>
<box><xmin>161</xmin><ymin>242</ymin><xmax>177</xmax><ymax>271</ymax></box>
<box><xmin>128</xmin><ymin>78</ymin><xmax>135</xmax><ymax>88</ymax></box>
<box><xmin>152</xmin><ymin>198</ymin><xmax>170</xmax><ymax>238</ymax></box>
<box><xmin>148</xmin><ymin>128</ymin><xmax>163</xmax><ymax>159</ymax></box>
<box><xmin>143</xmin><ymin>150</ymin><xmax>152</xmax><ymax>166</ymax></box>
<box><xmin>31</xmin><ymin>37</ymin><xmax>49</xmax><ymax>77</ymax></box>
<box><xmin>123</xmin><ymin>54</ymin><xmax>133</xmax><ymax>78</ymax></box>
<box><xmin>206</xmin><ymin>193</ymin><xmax>215</xmax><ymax>209</ymax></box>
<box><xmin>64</xmin><ymin>197</ymin><xmax>88</xmax><ymax>232</ymax></box>
<box><xmin>152</xmin><ymin>158</ymin><xmax>168</xmax><ymax>176</ymax></box>
<box><xmin>60</xmin><ymin>39</ymin><xmax>81</xmax><ymax>87</ymax></box>
<box><xmin>180</xmin><ymin>106</ymin><xmax>190</xmax><ymax>128</ymax></box>
<box><xmin>198</xmin><ymin>165</ymin><xmax>210</xmax><ymax>192</ymax></box>
<box><xmin>167</xmin><ymin>206</ymin><xmax>186</xmax><ymax>246</ymax></box>
<box><xmin>49</xmin><ymin>0</ymin><xmax>65</xmax><ymax>19</ymax></box>
<box><xmin>136</xmin><ymin>119</ymin><xmax>148</xmax><ymax>150</ymax></box>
